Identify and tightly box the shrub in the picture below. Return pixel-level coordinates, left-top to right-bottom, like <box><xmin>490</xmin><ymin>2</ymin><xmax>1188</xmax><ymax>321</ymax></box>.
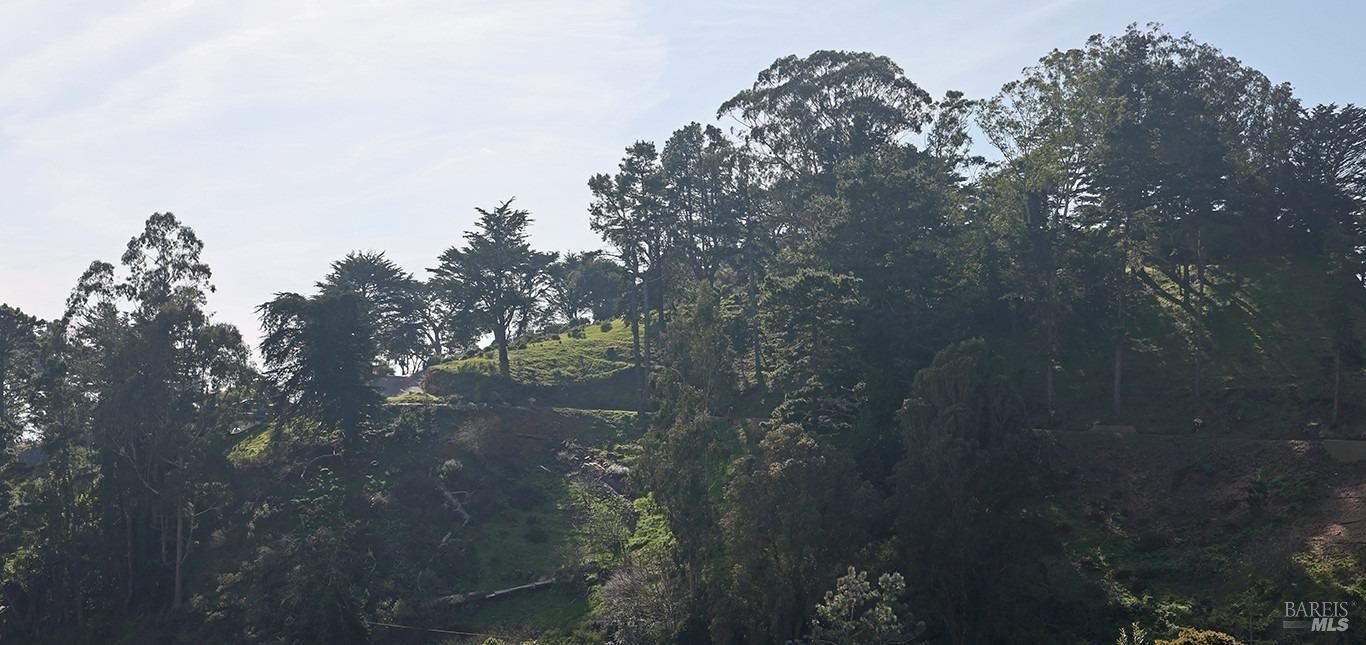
<box><xmin>809</xmin><ymin>567</ymin><xmax>923</xmax><ymax>645</ymax></box>
<box><xmin>597</xmin><ymin>551</ymin><xmax>685</xmax><ymax>643</ymax></box>
<box><xmin>1116</xmin><ymin>622</ymin><xmax>1147</xmax><ymax>645</ymax></box>
<box><xmin>1155</xmin><ymin>627</ymin><xmax>1241</xmax><ymax>645</ymax></box>
<box><xmin>605</xmin><ymin>347</ymin><xmax>620</xmax><ymax>361</ymax></box>
<box><xmin>600</xmin><ymin>321</ymin><xmax>613</xmax><ymax>332</ymax></box>
<box><xmin>439</xmin><ymin>458</ymin><xmax>463</xmax><ymax>480</ymax></box>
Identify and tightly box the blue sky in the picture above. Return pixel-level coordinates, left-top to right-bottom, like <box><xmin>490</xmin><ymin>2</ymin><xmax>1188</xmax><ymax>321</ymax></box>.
<box><xmin>2</xmin><ymin>0</ymin><xmax>1363</xmax><ymax>339</ymax></box>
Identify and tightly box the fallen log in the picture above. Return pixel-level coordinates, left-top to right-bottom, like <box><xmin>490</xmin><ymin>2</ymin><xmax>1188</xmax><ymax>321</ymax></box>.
<box><xmin>429</xmin><ymin>577</ymin><xmax>558</xmax><ymax>608</ymax></box>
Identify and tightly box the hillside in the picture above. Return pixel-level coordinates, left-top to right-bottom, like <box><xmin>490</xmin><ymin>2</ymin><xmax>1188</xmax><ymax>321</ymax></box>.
<box><xmin>431</xmin><ymin>320</ymin><xmax>636</xmax><ymax>387</ymax></box>
<box><xmin>185</xmin><ymin>325</ymin><xmax>653</xmax><ymax>643</ymax></box>
<box><xmin>6</xmin><ymin>23</ymin><xmax>1366</xmax><ymax>645</ymax></box>
<box><xmin>1044</xmin><ymin>258</ymin><xmax>1366</xmax><ymax>439</ymax></box>
<box><xmin>421</xmin><ymin>320</ymin><xmax>643</xmax><ymax>411</ymax></box>
<box><xmin>1052</xmin><ymin>432</ymin><xmax>1366</xmax><ymax>642</ymax></box>
<box><xmin>206</xmin><ymin>403</ymin><xmax>649</xmax><ymax>644</ymax></box>
<box><xmin>381</xmin><ymin>320</ymin><xmax>1366</xmax><ymax>642</ymax></box>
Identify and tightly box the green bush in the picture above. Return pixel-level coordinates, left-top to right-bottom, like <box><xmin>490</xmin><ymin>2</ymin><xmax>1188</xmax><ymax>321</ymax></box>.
<box><xmin>1156</xmin><ymin>627</ymin><xmax>1242</xmax><ymax>645</ymax></box>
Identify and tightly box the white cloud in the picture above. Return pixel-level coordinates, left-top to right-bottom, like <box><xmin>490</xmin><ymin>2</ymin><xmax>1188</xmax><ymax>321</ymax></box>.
<box><xmin>3</xmin><ymin>0</ymin><xmax>1347</xmax><ymax>344</ymax></box>
<box><xmin>0</xmin><ymin>0</ymin><xmax>667</xmax><ymax>337</ymax></box>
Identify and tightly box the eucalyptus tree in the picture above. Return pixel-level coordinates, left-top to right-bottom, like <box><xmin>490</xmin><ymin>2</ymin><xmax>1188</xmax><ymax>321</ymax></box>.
<box><xmin>1293</xmin><ymin>104</ymin><xmax>1366</xmax><ymax>422</ymax></box>
<box><xmin>1085</xmin><ymin>26</ymin><xmax>1301</xmax><ymax>404</ymax></box>
<box><xmin>978</xmin><ymin>45</ymin><xmax>1117</xmax><ymax>418</ymax></box>
<box><xmin>718</xmin><ymin>49</ymin><xmax>934</xmax><ymax>205</ymax></box>
<box><xmin>720</xmin><ymin>50</ymin><xmax>956</xmax><ymax>402</ymax></box>
<box><xmin>0</xmin><ymin>304</ymin><xmax>40</xmax><ymax>447</ymax></box>
<box><xmin>5</xmin><ymin>317</ymin><xmax>104</xmax><ymax>631</ymax></box>
<box><xmin>590</xmin><ymin>144</ymin><xmax>667</xmax><ymax>388</ymax></box>
<box><xmin>52</xmin><ymin>213</ymin><xmax>253</xmax><ymax>610</ymax></box>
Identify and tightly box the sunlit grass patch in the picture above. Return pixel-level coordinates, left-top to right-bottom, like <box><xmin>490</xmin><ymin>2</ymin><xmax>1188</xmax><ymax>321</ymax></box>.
<box><xmin>433</xmin><ymin>318</ymin><xmax>636</xmax><ymax>386</ymax></box>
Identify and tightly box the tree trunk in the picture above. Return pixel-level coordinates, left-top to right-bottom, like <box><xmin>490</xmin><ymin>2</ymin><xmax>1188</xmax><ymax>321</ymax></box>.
<box><xmin>160</xmin><ymin>511</ymin><xmax>168</xmax><ymax>564</ymax></box>
<box><xmin>748</xmin><ymin>273</ymin><xmax>764</xmax><ymax>390</ymax></box>
<box><xmin>124</xmin><ymin>507</ymin><xmax>134</xmax><ymax>609</ymax></box>
<box><xmin>493</xmin><ymin>323</ymin><xmax>510</xmax><ymax>379</ymax></box>
<box><xmin>626</xmin><ymin>265</ymin><xmax>644</xmax><ymax>418</ymax></box>
<box><xmin>174</xmin><ymin>496</ymin><xmax>185</xmax><ymax>609</ymax></box>
<box><xmin>654</xmin><ymin>267</ymin><xmax>666</xmax><ymax>333</ymax></box>
<box><xmin>641</xmin><ymin>276</ymin><xmax>652</xmax><ymax>413</ymax></box>
<box><xmin>1194</xmin><ymin>349</ymin><xmax>1202</xmax><ymax>401</ymax></box>
<box><xmin>1044</xmin><ymin>269</ymin><xmax>1059</xmax><ymax>420</ymax></box>
<box><xmin>1045</xmin><ymin>360</ymin><xmax>1055</xmax><ymax>420</ymax></box>
<box><xmin>1113</xmin><ymin>215</ymin><xmax>1130</xmax><ymax>419</ymax></box>
<box><xmin>0</xmin><ymin>356</ymin><xmax>7</xmax><ymax>424</ymax></box>
<box><xmin>1112</xmin><ymin>342</ymin><xmax>1123</xmax><ymax>418</ymax></box>
<box><xmin>1194</xmin><ymin>229</ymin><xmax>1206</xmax><ymax>402</ymax></box>
<box><xmin>629</xmin><ymin>283</ymin><xmax>642</xmax><ymax>371</ymax></box>
<box><xmin>1333</xmin><ymin>347</ymin><xmax>1342</xmax><ymax>426</ymax></box>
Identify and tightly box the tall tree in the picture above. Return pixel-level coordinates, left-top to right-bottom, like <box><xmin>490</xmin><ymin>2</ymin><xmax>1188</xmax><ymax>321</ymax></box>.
<box><xmin>978</xmin><ymin>46</ymin><xmax>1116</xmax><ymax>418</ymax></box>
<box><xmin>893</xmin><ymin>340</ymin><xmax>1055</xmax><ymax>644</ymax></box>
<box><xmin>760</xmin><ymin>270</ymin><xmax>864</xmax><ymax>433</ymax></box>
<box><xmin>1087</xmin><ymin>25</ymin><xmax>1301</xmax><ymax>405</ymax></box>
<box><xmin>318</xmin><ymin>251</ymin><xmax>428</xmax><ymax>373</ymax></box>
<box><xmin>431</xmin><ymin>199</ymin><xmax>552</xmax><ymax>379</ymax></box>
<box><xmin>545</xmin><ymin>250</ymin><xmax>623</xmax><ymax>324</ymax></box>
<box><xmin>1293</xmin><ymin>104</ymin><xmax>1366</xmax><ymax>422</ymax></box>
<box><xmin>662</xmin><ymin>123</ymin><xmax>743</xmax><ymax>283</ymax></box>
<box><xmin>258</xmin><ymin>291</ymin><xmax>380</xmax><ymax>451</ymax></box>
<box><xmin>721</xmin><ymin>424</ymin><xmax>873</xmax><ymax>643</ymax></box>
<box><xmin>6</xmin><ymin>318</ymin><xmax>104</xmax><ymax>631</ymax></box>
<box><xmin>591</xmin><ymin>145</ymin><xmax>665</xmax><ymax>403</ymax></box>
<box><xmin>54</xmin><ymin>213</ymin><xmax>251</xmax><ymax>610</ymax></box>
<box><xmin>0</xmin><ymin>305</ymin><xmax>41</xmax><ymax>448</ymax></box>
<box><xmin>719</xmin><ymin>50</ymin><xmax>934</xmax><ymax>188</ymax></box>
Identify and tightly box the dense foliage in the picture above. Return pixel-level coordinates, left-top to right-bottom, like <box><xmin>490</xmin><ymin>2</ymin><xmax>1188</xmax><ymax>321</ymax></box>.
<box><xmin>2</xmin><ymin>25</ymin><xmax>1363</xmax><ymax>644</ymax></box>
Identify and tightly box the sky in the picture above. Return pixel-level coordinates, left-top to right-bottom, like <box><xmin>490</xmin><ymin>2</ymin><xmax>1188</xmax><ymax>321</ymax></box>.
<box><xmin>2</xmin><ymin>0</ymin><xmax>1364</xmax><ymax>341</ymax></box>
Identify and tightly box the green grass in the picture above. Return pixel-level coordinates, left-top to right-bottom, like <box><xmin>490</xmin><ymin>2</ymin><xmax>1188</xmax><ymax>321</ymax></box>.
<box><xmin>211</xmin><ymin>354</ymin><xmax>651</xmax><ymax>641</ymax></box>
<box><xmin>449</xmin><ymin>585</ymin><xmax>591</xmax><ymax>633</ymax></box>
<box><xmin>466</xmin><ymin>472</ymin><xmax>575</xmax><ymax>590</ymax></box>
<box><xmin>226</xmin><ymin>426</ymin><xmax>275</xmax><ymax>466</ymax></box>
<box><xmin>1293</xmin><ymin>544</ymin><xmax>1366</xmax><ymax>602</ymax></box>
<box><xmin>549</xmin><ymin>407</ymin><xmax>638</xmax><ymax>444</ymax></box>
<box><xmin>387</xmin><ymin>390</ymin><xmax>441</xmax><ymax>405</ymax></box>
<box><xmin>625</xmin><ymin>495</ymin><xmax>676</xmax><ymax>556</ymax></box>
<box><xmin>433</xmin><ymin>319</ymin><xmax>635</xmax><ymax>386</ymax></box>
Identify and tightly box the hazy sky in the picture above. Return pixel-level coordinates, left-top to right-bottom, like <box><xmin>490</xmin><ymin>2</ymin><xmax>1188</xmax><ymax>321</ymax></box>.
<box><xmin>3</xmin><ymin>0</ymin><xmax>1364</xmax><ymax>340</ymax></box>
